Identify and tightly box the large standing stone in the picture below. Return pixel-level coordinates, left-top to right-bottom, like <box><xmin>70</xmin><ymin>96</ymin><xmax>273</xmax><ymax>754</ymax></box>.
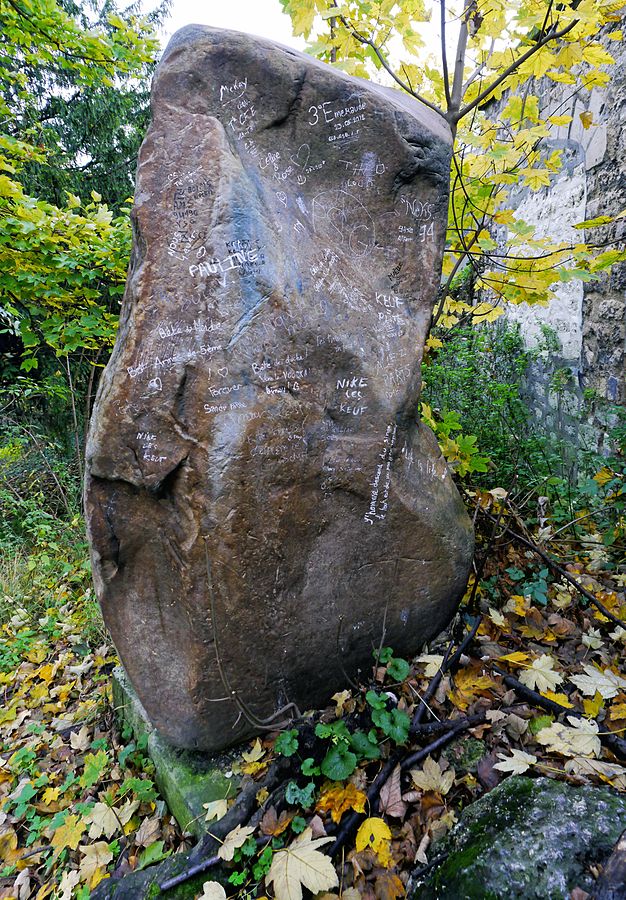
<box><xmin>85</xmin><ymin>25</ymin><xmax>474</xmax><ymax>751</ymax></box>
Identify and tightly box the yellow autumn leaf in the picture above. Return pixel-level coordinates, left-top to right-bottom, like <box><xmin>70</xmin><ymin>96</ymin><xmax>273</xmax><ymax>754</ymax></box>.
<box><xmin>580</xmin><ymin>111</ymin><xmax>594</xmax><ymax>130</ymax></box>
<box><xmin>583</xmin><ymin>691</ymin><xmax>605</xmax><ymax>718</ymax></box>
<box><xmin>51</xmin><ymin>814</ymin><xmax>86</xmax><ymax>855</ymax></box>
<box><xmin>542</xmin><ymin>691</ymin><xmax>573</xmax><ymax>708</ymax></box>
<box><xmin>316</xmin><ymin>782</ymin><xmax>367</xmax><ymax>824</ymax></box>
<box><xmin>548</xmin><ymin>115</ymin><xmax>573</xmax><ymax>126</ymax></box>
<box><xmin>355</xmin><ymin>817</ymin><xmax>393</xmax><ymax>867</ymax></box>
<box><xmin>449</xmin><ymin>667</ymin><xmax>496</xmax><ymax>710</ymax></box>
<box><xmin>242</xmin><ymin>738</ymin><xmax>265</xmax><ymax>763</ymax></box>
<box><xmin>41</xmin><ymin>786</ymin><xmax>61</xmax><ymax>806</ymax></box>
<box><xmin>25</xmin><ymin>643</ymin><xmax>47</xmax><ymax>664</ymax></box>
<box><xmin>266</xmin><ymin>828</ymin><xmax>337</xmax><ymax>900</ymax></box>
<box><xmin>0</xmin><ymin>829</ymin><xmax>23</xmax><ymax>867</ymax></box>
<box><xmin>498</xmin><ymin>651</ymin><xmax>529</xmax><ymax>665</ymax></box>
<box><xmin>78</xmin><ymin>841</ymin><xmax>113</xmax><ymax>888</ymax></box>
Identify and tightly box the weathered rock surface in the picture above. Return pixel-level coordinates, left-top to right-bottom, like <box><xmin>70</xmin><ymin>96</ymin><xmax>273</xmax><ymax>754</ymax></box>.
<box><xmin>85</xmin><ymin>25</ymin><xmax>474</xmax><ymax>751</ymax></box>
<box><xmin>410</xmin><ymin>776</ymin><xmax>626</xmax><ymax>899</ymax></box>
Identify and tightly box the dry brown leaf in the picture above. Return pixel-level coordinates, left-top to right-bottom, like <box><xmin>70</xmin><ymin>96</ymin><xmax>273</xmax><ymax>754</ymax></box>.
<box><xmin>378</xmin><ymin>766</ymin><xmax>407</xmax><ymax>820</ymax></box>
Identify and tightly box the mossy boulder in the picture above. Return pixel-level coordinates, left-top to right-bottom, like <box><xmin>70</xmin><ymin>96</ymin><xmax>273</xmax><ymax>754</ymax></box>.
<box><xmin>410</xmin><ymin>776</ymin><xmax>626</xmax><ymax>899</ymax></box>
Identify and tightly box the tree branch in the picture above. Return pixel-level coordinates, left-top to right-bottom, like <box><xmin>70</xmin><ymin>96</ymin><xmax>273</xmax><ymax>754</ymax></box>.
<box><xmin>440</xmin><ymin>0</ymin><xmax>452</xmax><ymax>107</ymax></box>
<box><xmin>337</xmin><ymin>14</ymin><xmax>447</xmax><ymax>120</ymax></box>
<box><xmin>456</xmin><ymin>20</ymin><xmax>578</xmax><ymax>122</ymax></box>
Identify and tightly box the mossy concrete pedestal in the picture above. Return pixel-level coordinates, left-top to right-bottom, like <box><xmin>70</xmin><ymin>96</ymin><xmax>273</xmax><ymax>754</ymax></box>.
<box><xmin>112</xmin><ymin>666</ymin><xmax>239</xmax><ymax>837</ymax></box>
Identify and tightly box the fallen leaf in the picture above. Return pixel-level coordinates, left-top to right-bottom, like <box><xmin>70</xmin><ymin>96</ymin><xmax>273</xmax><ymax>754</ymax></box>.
<box><xmin>78</xmin><ymin>840</ymin><xmax>113</xmax><ymax>888</ymax></box>
<box><xmin>564</xmin><ymin>756</ymin><xmax>626</xmax><ymax>788</ymax></box>
<box><xmin>266</xmin><ymin>827</ymin><xmax>337</xmax><ymax>900</ymax></box>
<box><xmin>449</xmin><ymin>667</ymin><xmax>496</xmax><ymax>710</ymax></box>
<box><xmin>417</xmin><ymin>655</ymin><xmax>444</xmax><ymax>678</ymax></box>
<box><xmin>200</xmin><ymin>882</ymin><xmax>227</xmax><ymax>900</ymax></box>
<box><xmin>242</xmin><ymin>738</ymin><xmax>265</xmax><ymax>763</ymax></box>
<box><xmin>260</xmin><ymin>806</ymin><xmax>294</xmax><ymax>837</ymax></box>
<box><xmin>85</xmin><ymin>803</ymin><xmax>120</xmax><ymax>840</ymax></box>
<box><xmin>203</xmin><ymin>799</ymin><xmax>228</xmax><ymax>824</ymax></box>
<box><xmin>316</xmin><ymin>782</ymin><xmax>367</xmax><ymax>824</ymax></box>
<box><xmin>410</xmin><ymin>756</ymin><xmax>455</xmax><ymax>796</ymax></box>
<box><xmin>373</xmin><ymin>869</ymin><xmax>404</xmax><ymax>899</ymax></box>
<box><xmin>518</xmin><ymin>655</ymin><xmax>563</xmax><ymax>693</ymax></box>
<box><xmin>493</xmin><ymin>749</ymin><xmax>537</xmax><ymax>775</ymax></box>
<box><xmin>134</xmin><ymin>814</ymin><xmax>161</xmax><ymax>848</ymax></box>
<box><xmin>535</xmin><ymin>716</ymin><xmax>601</xmax><ymax>758</ymax></box>
<box><xmin>218</xmin><ymin>824</ymin><xmax>256</xmax><ymax>861</ymax></box>
<box><xmin>570</xmin><ymin>665</ymin><xmax>626</xmax><ymax>699</ymax></box>
<box><xmin>70</xmin><ymin>724</ymin><xmax>91</xmax><ymax>751</ymax></box>
<box><xmin>378</xmin><ymin>766</ymin><xmax>407</xmax><ymax>819</ymax></box>
<box><xmin>504</xmin><ymin>714</ymin><xmax>529</xmax><ymax>741</ymax></box>
<box><xmin>355</xmin><ymin>817</ymin><xmax>393</xmax><ymax>868</ymax></box>
<box><xmin>57</xmin><ymin>870</ymin><xmax>80</xmax><ymax>900</ymax></box>
<box><xmin>331</xmin><ymin>690</ymin><xmax>352</xmax><ymax>716</ymax></box>
<box><xmin>51</xmin><ymin>814</ymin><xmax>86</xmax><ymax>855</ymax></box>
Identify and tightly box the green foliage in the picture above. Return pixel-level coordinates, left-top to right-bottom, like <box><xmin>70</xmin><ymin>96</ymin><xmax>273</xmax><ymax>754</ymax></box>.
<box><xmin>274</xmin><ymin>729</ymin><xmax>299</xmax><ymax>757</ymax></box>
<box><xmin>320</xmin><ymin>744</ymin><xmax>358</xmax><ymax>781</ymax></box>
<box><xmin>284</xmin><ymin>780</ymin><xmax>316</xmax><ymax>809</ymax></box>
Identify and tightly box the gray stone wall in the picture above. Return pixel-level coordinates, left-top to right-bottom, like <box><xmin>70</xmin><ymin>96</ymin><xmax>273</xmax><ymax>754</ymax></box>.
<box><xmin>494</xmin><ymin>20</ymin><xmax>625</xmax><ymax>451</ymax></box>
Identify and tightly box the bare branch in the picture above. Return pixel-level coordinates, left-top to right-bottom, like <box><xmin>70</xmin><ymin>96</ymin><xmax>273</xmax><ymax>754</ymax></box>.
<box><xmin>337</xmin><ymin>14</ymin><xmax>447</xmax><ymax>120</ymax></box>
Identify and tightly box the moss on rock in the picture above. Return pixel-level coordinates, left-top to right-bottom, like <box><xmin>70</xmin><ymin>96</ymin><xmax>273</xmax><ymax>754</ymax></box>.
<box><xmin>411</xmin><ymin>776</ymin><xmax>626</xmax><ymax>900</ymax></box>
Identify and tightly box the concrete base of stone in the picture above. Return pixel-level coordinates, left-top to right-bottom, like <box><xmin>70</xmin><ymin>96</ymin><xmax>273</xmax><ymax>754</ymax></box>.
<box><xmin>111</xmin><ymin>666</ymin><xmax>240</xmax><ymax>837</ymax></box>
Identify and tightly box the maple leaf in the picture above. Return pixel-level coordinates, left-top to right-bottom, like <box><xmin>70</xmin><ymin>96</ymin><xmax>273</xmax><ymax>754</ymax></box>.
<box><xmin>449</xmin><ymin>667</ymin><xmax>496</xmax><ymax>710</ymax></box>
<box><xmin>218</xmin><ymin>824</ymin><xmax>255</xmax><ymax>861</ymax></box>
<box><xmin>134</xmin><ymin>814</ymin><xmax>161</xmax><ymax>848</ymax></box>
<box><xmin>203</xmin><ymin>799</ymin><xmax>228</xmax><ymax>823</ymax></box>
<box><xmin>70</xmin><ymin>724</ymin><xmax>91</xmax><ymax>751</ymax></box>
<box><xmin>266</xmin><ymin>828</ymin><xmax>337</xmax><ymax>900</ymax></box>
<box><xmin>57</xmin><ymin>870</ymin><xmax>80</xmax><ymax>900</ymax></box>
<box><xmin>378</xmin><ymin>765</ymin><xmax>407</xmax><ymax>820</ymax></box>
<box><xmin>242</xmin><ymin>738</ymin><xmax>265</xmax><ymax>763</ymax></box>
<box><xmin>493</xmin><ymin>749</ymin><xmax>537</xmax><ymax>775</ymax></box>
<box><xmin>410</xmin><ymin>756</ymin><xmax>455</xmax><ymax>795</ymax></box>
<box><xmin>51</xmin><ymin>814</ymin><xmax>86</xmax><ymax>855</ymax></box>
<box><xmin>535</xmin><ymin>716</ymin><xmax>601</xmax><ymax>758</ymax></box>
<box><xmin>85</xmin><ymin>802</ymin><xmax>120</xmax><ymax>839</ymax></box>
<box><xmin>518</xmin><ymin>655</ymin><xmax>563</xmax><ymax>693</ymax></box>
<box><xmin>260</xmin><ymin>806</ymin><xmax>295</xmax><ymax>837</ymax></box>
<box><xmin>78</xmin><ymin>840</ymin><xmax>113</xmax><ymax>888</ymax></box>
<box><xmin>316</xmin><ymin>782</ymin><xmax>367</xmax><ymax>824</ymax></box>
<box><xmin>0</xmin><ymin>829</ymin><xmax>23</xmax><ymax>867</ymax></box>
<box><xmin>200</xmin><ymin>882</ymin><xmax>227</xmax><ymax>900</ymax></box>
<box><xmin>417</xmin><ymin>655</ymin><xmax>444</xmax><ymax>677</ymax></box>
<box><xmin>564</xmin><ymin>757</ymin><xmax>626</xmax><ymax>789</ymax></box>
<box><xmin>569</xmin><ymin>665</ymin><xmax>626</xmax><ymax>699</ymax></box>
<box><xmin>370</xmin><ymin>870</ymin><xmax>404</xmax><ymax>900</ymax></box>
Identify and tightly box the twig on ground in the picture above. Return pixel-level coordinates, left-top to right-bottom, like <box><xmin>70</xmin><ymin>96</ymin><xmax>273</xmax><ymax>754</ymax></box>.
<box><xmin>473</xmin><ymin>506</ymin><xmax>625</xmax><ymax>630</ymax></box>
<box><xmin>492</xmin><ymin>665</ymin><xmax>626</xmax><ymax>761</ymax></box>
